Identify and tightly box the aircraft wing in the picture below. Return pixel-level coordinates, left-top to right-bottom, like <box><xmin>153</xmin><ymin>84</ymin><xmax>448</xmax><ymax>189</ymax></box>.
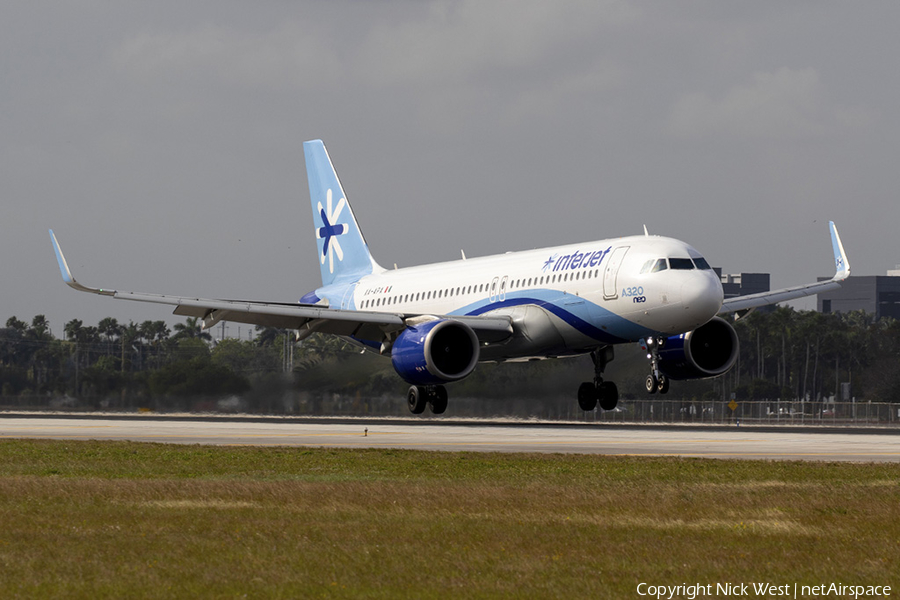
<box><xmin>719</xmin><ymin>221</ymin><xmax>850</xmax><ymax>314</ymax></box>
<box><xmin>49</xmin><ymin>230</ymin><xmax>513</xmax><ymax>344</ymax></box>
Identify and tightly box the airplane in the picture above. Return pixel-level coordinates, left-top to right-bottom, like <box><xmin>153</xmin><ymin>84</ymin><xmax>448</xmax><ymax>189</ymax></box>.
<box><xmin>50</xmin><ymin>139</ymin><xmax>851</xmax><ymax>415</ymax></box>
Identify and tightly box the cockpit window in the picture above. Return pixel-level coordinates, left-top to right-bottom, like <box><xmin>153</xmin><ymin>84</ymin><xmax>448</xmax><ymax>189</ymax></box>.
<box><xmin>650</xmin><ymin>258</ymin><xmax>668</xmax><ymax>273</ymax></box>
<box><xmin>640</xmin><ymin>259</ymin><xmax>655</xmax><ymax>274</ymax></box>
<box><xmin>669</xmin><ymin>258</ymin><xmax>695</xmax><ymax>270</ymax></box>
<box><xmin>692</xmin><ymin>256</ymin><xmax>712</xmax><ymax>270</ymax></box>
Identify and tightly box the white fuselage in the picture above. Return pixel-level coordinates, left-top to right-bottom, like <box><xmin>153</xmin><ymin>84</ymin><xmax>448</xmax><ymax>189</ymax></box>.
<box><xmin>319</xmin><ymin>234</ymin><xmax>724</xmax><ymax>361</ymax></box>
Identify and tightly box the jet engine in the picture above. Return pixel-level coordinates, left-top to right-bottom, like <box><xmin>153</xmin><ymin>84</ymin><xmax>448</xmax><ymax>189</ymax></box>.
<box><xmin>390</xmin><ymin>319</ymin><xmax>480</xmax><ymax>385</ymax></box>
<box><xmin>657</xmin><ymin>317</ymin><xmax>738</xmax><ymax>380</ymax></box>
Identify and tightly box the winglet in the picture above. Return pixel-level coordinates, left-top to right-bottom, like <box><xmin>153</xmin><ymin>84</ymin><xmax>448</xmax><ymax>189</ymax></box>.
<box><xmin>829</xmin><ymin>221</ymin><xmax>850</xmax><ymax>281</ymax></box>
<box><xmin>49</xmin><ymin>230</ymin><xmax>115</xmax><ymax>296</ymax></box>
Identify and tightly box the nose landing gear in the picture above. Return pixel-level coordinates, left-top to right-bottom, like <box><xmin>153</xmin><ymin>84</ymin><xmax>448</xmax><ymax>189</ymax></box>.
<box><xmin>643</xmin><ymin>336</ymin><xmax>670</xmax><ymax>395</ymax></box>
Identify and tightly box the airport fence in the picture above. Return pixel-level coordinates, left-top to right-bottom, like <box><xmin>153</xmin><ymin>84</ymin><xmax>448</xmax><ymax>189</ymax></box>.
<box><xmin>2</xmin><ymin>394</ymin><xmax>899</xmax><ymax>427</ymax></box>
<box><xmin>579</xmin><ymin>399</ymin><xmax>900</xmax><ymax>427</ymax></box>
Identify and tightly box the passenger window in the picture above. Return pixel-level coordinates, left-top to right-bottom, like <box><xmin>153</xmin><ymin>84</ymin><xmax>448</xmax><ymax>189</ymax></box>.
<box><xmin>651</xmin><ymin>259</ymin><xmax>668</xmax><ymax>273</ymax></box>
<box><xmin>670</xmin><ymin>258</ymin><xmax>694</xmax><ymax>270</ymax></box>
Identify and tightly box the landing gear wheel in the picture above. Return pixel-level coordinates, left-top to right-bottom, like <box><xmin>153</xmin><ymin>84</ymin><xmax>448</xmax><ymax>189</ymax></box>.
<box><xmin>657</xmin><ymin>375</ymin><xmax>669</xmax><ymax>395</ymax></box>
<box><xmin>578</xmin><ymin>382</ymin><xmax>598</xmax><ymax>411</ymax></box>
<box><xmin>598</xmin><ymin>381</ymin><xmax>619</xmax><ymax>411</ymax></box>
<box><xmin>429</xmin><ymin>386</ymin><xmax>448</xmax><ymax>414</ymax></box>
<box><xmin>645</xmin><ymin>374</ymin><xmax>658</xmax><ymax>394</ymax></box>
<box><xmin>407</xmin><ymin>386</ymin><xmax>427</xmax><ymax>414</ymax></box>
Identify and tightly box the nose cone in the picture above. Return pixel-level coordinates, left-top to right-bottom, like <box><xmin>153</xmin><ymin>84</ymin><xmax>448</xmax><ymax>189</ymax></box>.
<box><xmin>680</xmin><ymin>271</ymin><xmax>724</xmax><ymax>329</ymax></box>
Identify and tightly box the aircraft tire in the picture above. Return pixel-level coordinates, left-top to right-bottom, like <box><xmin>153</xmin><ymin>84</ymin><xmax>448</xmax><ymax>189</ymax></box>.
<box><xmin>577</xmin><ymin>382</ymin><xmax>598</xmax><ymax>411</ymax></box>
<box><xmin>599</xmin><ymin>381</ymin><xmax>618</xmax><ymax>411</ymax></box>
<box><xmin>430</xmin><ymin>386</ymin><xmax>448</xmax><ymax>414</ymax></box>
<box><xmin>407</xmin><ymin>386</ymin><xmax>427</xmax><ymax>414</ymax></box>
<box><xmin>645</xmin><ymin>374</ymin><xmax>658</xmax><ymax>394</ymax></box>
<box><xmin>657</xmin><ymin>375</ymin><xmax>670</xmax><ymax>395</ymax></box>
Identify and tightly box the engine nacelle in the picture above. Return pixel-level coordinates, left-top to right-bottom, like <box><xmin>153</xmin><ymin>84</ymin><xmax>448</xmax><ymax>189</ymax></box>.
<box><xmin>657</xmin><ymin>316</ymin><xmax>739</xmax><ymax>380</ymax></box>
<box><xmin>391</xmin><ymin>319</ymin><xmax>480</xmax><ymax>385</ymax></box>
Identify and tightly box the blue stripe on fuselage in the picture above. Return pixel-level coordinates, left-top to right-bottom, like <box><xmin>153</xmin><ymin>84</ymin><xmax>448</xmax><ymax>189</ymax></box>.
<box><xmin>332</xmin><ymin>287</ymin><xmax>659</xmax><ymax>353</ymax></box>
<box><xmin>452</xmin><ymin>289</ymin><xmax>658</xmax><ymax>345</ymax></box>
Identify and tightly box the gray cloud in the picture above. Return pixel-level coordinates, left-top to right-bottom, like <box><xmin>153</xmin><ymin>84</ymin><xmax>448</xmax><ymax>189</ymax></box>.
<box><xmin>668</xmin><ymin>68</ymin><xmax>872</xmax><ymax>140</ymax></box>
<box><xmin>2</xmin><ymin>1</ymin><xmax>899</xmax><ymax>334</ymax></box>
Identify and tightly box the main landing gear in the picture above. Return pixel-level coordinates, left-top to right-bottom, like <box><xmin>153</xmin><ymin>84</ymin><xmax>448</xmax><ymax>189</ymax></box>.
<box><xmin>643</xmin><ymin>336</ymin><xmax>669</xmax><ymax>395</ymax></box>
<box><xmin>577</xmin><ymin>347</ymin><xmax>619</xmax><ymax>412</ymax></box>
<box><xmin>407</xmin><ymin>385</ymin><xmax>448</xmax><ymax>415</ymax></box>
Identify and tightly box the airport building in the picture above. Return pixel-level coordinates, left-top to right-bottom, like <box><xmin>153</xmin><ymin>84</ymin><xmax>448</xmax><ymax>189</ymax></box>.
<box><xmin>715</xmin><ymin>270</ymin><xmax>770</xmax><ymax>300</ymax></box>
<box><xmin>817</xmin><ymin>270</ymin><xmax>900</xmax><ymax>320</ymax></box>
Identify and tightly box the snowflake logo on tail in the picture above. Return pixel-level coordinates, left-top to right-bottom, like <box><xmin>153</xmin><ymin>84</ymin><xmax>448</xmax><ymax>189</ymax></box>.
<box><xmin>317</xmin><ymin>188</ymin><xmax>348</xmax><ymax>273</ymax></box>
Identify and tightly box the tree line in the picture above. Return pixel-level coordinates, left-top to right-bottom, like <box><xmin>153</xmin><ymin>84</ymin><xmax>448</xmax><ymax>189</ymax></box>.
<box><xmin>0</xmin><ymin>315</ymin><xmax>293</xmax><ymax>410</ymax></box>
<box><xmin>1</xmin><ymin>307</ymin><xmax>899</xmax><ymax>414</ymax></box>
<box><xmin>728</xmin><ymin>307</ymin><xmax>900</xmax><ymax>406</ymax></box>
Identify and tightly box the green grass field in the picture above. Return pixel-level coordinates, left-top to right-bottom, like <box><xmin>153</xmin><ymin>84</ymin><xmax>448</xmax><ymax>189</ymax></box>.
<box><xmin>0</xmin><ymin>440</ymin><xmax>898</xmax><ymax>598</ymax></box>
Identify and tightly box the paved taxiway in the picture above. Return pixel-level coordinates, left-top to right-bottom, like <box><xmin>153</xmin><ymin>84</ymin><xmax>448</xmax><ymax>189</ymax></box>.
<box><xmin>2</xmin><ymin>414</ymin><xmax>899</xmax><ymax>461</ymax></box>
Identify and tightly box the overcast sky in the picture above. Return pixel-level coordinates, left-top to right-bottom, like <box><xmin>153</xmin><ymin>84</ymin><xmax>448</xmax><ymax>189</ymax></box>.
<box><xmin>2</xmin><ymin>1</ymin><xmax>898</xmax><ymax>336</ymax></box>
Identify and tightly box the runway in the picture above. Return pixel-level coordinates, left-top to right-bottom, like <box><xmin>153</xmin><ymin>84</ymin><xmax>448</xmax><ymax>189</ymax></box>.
<box><xmin>2</xmin><ymin>413</ymin><xmax>899</xmax><ymax>462</ymax></box>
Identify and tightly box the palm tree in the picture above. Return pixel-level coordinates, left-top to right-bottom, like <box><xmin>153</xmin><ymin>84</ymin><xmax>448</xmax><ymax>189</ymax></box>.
<box><xmin>29</xmin><ymin>315</ymin><xmax>52</xmax><ymax>340</ymax></box>
<box><xmin>98</xmin><ymin>317</ymin><xmax>121</xmax><ymax>342</ymax></box>
<box><xmin>64</xmin><ymin>319</ymin><xmax>83</xmax><ymax>342</ymax></box>
<box><xmin>98</xmin><ymin>317</ymin><xmax>122</xmax><ymax>358</ymax></box>
<box><xmin>5</xmin><ymin>317</ymin><xmax>28</xmax><ymax>333</ymax></box>
<box><xmin>254</xmin><ymin>325</ymin><xmax>286</xmax><ymax>347</ymax></box>
<box><xmin>138</xmin><ymin>320</ymin><xmax>171</xmax><ymax>368</ymax></box>
<box><xmin>173</xmin><ymin>317</ymin><xmax>212</xmax><ymax>342</ymax></box>
<box><xmin>121</xmin><ymin>322</ymin><xmax>140</xmax><ymax>372</ymax></box>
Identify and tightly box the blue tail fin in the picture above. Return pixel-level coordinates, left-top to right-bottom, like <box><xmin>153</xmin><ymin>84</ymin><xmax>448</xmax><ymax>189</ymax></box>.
<box><xmin>303</xmin><ymin>140</ymin><xmax>382</xmax><ymax>286</ymax></box>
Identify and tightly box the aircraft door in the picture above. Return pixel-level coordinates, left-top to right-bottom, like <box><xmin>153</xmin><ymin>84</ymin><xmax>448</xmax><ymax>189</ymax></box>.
<box><xmin>603</xmin><ymin>246</ymin><xmax>630</xmax><ymax>300</ymax></box>
<box><xmin>499</xmin><ymin>276</ymin><xmax>508</xmax><ymax>302</ymax></box>
<box><xmin>489</xmin><ymin>277</ymin><xmax>500</xmax><ymax>302</ymax></box>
